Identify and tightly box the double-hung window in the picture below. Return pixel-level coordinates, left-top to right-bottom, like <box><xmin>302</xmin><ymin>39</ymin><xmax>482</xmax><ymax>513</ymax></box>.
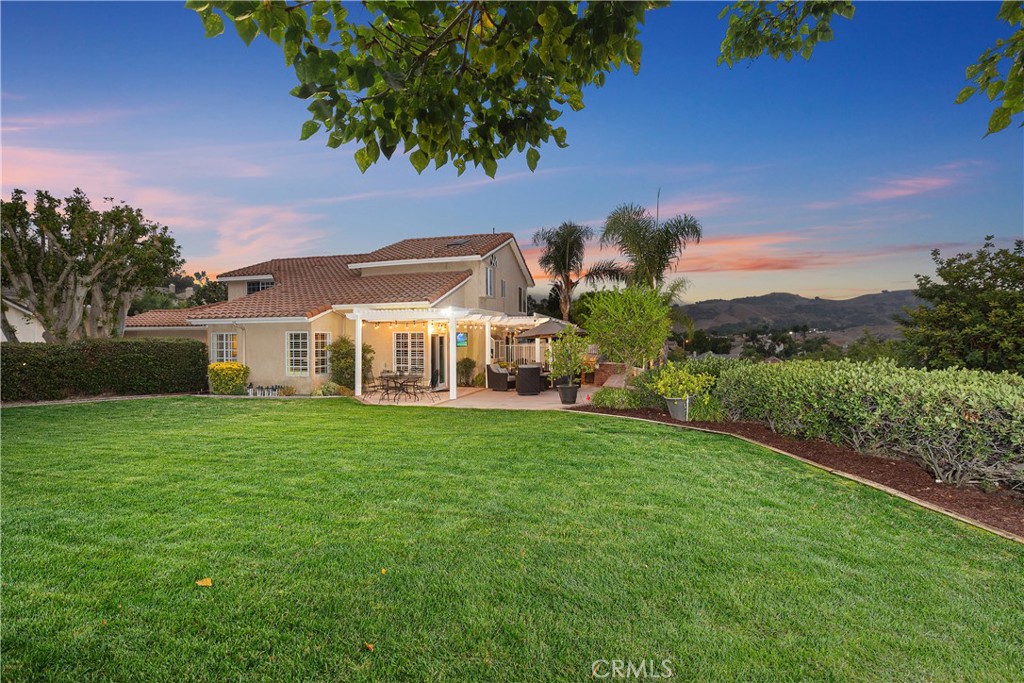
<box><xmin>394</xmin><ymin>331</ymin><xmax>425</xmax><ymax>374</ymax></box>
<box><xmin>286</xmin><ymin>332</ymin><xmax>309</xmax><ymax>376</ymax></box>
<box><xmin>485</xmin><ymin>267</ymin><xmax>495</xmax><ymax>298</ymax></box>
<box><xmin>313</xmin><ymin>332</ymin><xmax>331</xmax><ymax>375</ymax></box>
<box><xmin>518</xmin><ymin>286</ymin><xmax>527</xmax><ymax>314</ymax></box>
<box><xmin>212</xmin><ymin>332</ymin><xmax>237</xmax><ymax>363</ymax></box>
<box><xmin>500</xmin><ymin>279</ymin><xmax>507</xmax><ymax>299</ymax></box>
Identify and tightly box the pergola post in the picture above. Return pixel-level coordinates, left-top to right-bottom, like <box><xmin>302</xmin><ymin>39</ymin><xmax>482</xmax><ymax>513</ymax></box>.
<box><xmin>448</xmin><ymin>310</ymin><xmax>458</xmax><ymax>400</ymax></box>
<box><xmin>534</xmin><ymin>337</ymin><xmax>541</xmax><ymax>364</ymax></box>
<box><xmin>484</xmin><ymin>319</ymin><xmax>492</xmax><ymax>388</ymax></box>
<box><xmin>354</xmin><ymin>312</ymin><xmax>363</xmax><ymax>397</ymax></box>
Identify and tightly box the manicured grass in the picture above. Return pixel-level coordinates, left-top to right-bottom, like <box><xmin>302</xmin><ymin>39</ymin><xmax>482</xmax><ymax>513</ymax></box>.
<box><xmin>2</xmin><ymin>398</ymin><xmax>1022</xmax><ymax>682</ymax></box>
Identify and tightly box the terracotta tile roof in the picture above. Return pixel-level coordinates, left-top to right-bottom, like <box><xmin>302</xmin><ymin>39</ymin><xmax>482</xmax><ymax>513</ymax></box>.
<box><xmin>183</xmin><ymin>254</ymin><xmax>471</xmax><ymax>320</ymax></box>
<box><xmin>351</xmin><ymin>232</ymin><xmax>514</xmax><ymax>264</ymax></box>
<box><xmin>124</xmin><ymin>305</ymin><xmax>217</xmax><ymax>327</ymax></box>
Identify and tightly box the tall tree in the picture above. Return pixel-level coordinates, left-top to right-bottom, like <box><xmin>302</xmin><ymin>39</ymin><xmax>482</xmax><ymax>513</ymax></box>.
<box><xmin>899</xmin><ymin>237</ymin><xmax>1024</xmax><ymax>373</ymax></box>
<box><xmin>590</xmin><ymin>203</ymin><xmax>703</xmax><ymax>290</ymax></box>
<box><xmin>186</xmin><ymin>271</ymin><xmax>228</xmax><ymax>306</ymax></box>
<box><xmin>584</xmin><ymin>286</ymin><xmax>672</xmax><ymax>381</ymax></box>
<box><xmin>1</xmin><ymin>189</ymin><xmax>182</xmax><ymax>343</ymax></box>
<box><xmin>191</xmin><ymin>2</ymin><xmax>1020</xmax><ymax>178</ymax></box>
<box><xmin>188</xmin><ymin>1</ymin><xmax>662</xmax><ymax>177</ymax></box>
<box><xmin>532</xmin><ymin>221</ymin><xmax>595</xmax><ymax>321</ymax></box>
<box><xmin>718</xmin><ymin>1</ymin><xmax>1023</xmax><ymax>137</ymax></box>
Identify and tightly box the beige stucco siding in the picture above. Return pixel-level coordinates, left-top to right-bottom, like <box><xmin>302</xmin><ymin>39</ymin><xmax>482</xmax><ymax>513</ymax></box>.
<box><xmin>207</xmin><ymin>321</ymin><xmax>318</xmax><ymax>394</ymax></box>
<box><xmin>356</xmin><ymin>241</ymin><xmax>531</xmax><ymax>315</ymax></box>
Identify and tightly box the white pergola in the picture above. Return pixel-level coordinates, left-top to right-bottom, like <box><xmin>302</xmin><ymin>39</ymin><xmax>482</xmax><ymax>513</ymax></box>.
<box><xmin>342</xmin><ymin>307</ymin><xmax>543</xmax><ymax>400</ymax></box>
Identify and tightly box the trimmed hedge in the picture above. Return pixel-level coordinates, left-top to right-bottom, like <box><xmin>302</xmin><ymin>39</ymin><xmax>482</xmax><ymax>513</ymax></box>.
<box><xmin>2</xmin><ymin>338</ymin><xmax>208</xmax><ymax>402</ymax></box>
<box><xmin>716</xmin><ymin>360</ymin><xmax>1024</xmax><ymax>489</ymax></box>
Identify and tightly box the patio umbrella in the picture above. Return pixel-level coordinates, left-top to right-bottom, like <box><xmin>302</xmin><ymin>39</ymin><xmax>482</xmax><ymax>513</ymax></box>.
<box><xmin>515</xmin><ymin>319</ymin><xmax>585</xmax><ymax>340</ymax></box>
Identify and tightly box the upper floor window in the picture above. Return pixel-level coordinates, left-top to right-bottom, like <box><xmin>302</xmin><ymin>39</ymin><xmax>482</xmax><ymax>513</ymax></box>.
<box><xmin>518</xmin><ymin>287</ymin><xmax>527</xmax><ymax>314</ymax></box>
<box><xmin>485</xmin><ymin>267</ymin><xmax>494</xmax><ymax>298</ymax></box>
<box><xmin>247</xmin><ymin>280</ymin><xmax>273</xmax><ymax>295</ymax></box>
<box><xmin>500</xmin><ymin>280</ymin><xmax>507</xmax><ymax>299</ymax></box>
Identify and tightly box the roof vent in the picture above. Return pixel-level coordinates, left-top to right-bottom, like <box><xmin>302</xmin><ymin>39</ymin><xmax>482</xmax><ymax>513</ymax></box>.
<box><xmin>447</xmin><ymin>238</ymin><xmax>469</xmax><ymax>247</ymax></box>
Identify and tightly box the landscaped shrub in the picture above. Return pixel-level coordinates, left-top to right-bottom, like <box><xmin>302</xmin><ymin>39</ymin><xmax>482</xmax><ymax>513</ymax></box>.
<box><xmin>279</xmin><ymin>385</ymin><xmax>297</xmax><ymax>397</ymax></box>
<box><xmin>630</xmin><ymin>358</ymin><xmax>749</xmax><ymax>415</ymax></box>
<box><xmin>1</xmin><ymin>338</ymin><xmax>208</xmax><ymax>402</ymax></box>
<box><xmin>716</xmin><ymin>360</ymin><xmax>1024</xmax><ymax>489</ymax></box>
<box><xmin>328</xmin><ymin>336</ymin><xmax>374</xmax><ymax>389</ymax></box>
<box><xmin>590</xmin><ymin>387</ymin><xmax>644</xmax><ymax>410</ymax></box>
<box><xmin>208</xmin><ymin>361</ymin><xmax>250</xmax><ymax>395</ymax></box>
<box><xmin>456</xmin><ymin>358</ymin><xmax>477</xmax><ymax>386</ymax></box>
<box><xmin>312</xmin><ymin>380</ymin><xmax>343</xmax><ymax>396</ymax></box>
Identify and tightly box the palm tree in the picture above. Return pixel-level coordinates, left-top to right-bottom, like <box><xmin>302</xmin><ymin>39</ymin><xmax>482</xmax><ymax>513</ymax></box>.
<box><xmin>532</xmin><ymin>221</ymin><xmax>594</xmax><ymax>321</ymax></box>
<box><xmin>590</xmin><ymin>202</ymin><xmax>703</xmax><ymax>290</ymax></box>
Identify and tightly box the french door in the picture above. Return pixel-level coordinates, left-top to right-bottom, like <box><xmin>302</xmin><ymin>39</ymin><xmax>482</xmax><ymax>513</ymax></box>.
<box><xmin>430</xmin><ymin>334</ymin><xmax>447</xmax><ymax>390</ymax></box>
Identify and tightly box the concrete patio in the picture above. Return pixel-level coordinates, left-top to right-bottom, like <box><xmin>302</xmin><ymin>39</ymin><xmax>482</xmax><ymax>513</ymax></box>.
<box><xmin>357</xmin><ymin>385</ymin><xmax>594</xmax><ymax>410</ymax></box>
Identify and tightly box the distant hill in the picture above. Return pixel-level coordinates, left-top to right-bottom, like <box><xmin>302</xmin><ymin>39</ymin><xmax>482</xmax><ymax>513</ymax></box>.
<box><xmin>679</xmin><ymin>290</ymin><xmax>921</xmax><ymax>335</ymax></box>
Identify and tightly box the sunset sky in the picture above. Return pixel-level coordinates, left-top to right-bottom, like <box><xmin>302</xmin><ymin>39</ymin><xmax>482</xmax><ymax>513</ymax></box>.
<box><xmin>2</xmin><ymin>1</ymin><xmax>1021</xmax><ymax>303</ymax></box>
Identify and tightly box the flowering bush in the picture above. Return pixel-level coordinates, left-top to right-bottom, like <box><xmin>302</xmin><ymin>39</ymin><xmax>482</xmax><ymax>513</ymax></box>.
<box><xmin>208</xmin><ymin>362</ymin><xmax>250</xmax><ymax>395</ymax></box>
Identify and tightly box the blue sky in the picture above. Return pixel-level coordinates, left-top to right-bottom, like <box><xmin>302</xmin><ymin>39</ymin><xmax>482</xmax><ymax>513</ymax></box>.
<box><xmin>2</xmin><ymin>1</ymin><xmax>1021</xmax><ymax>302</ymax></box>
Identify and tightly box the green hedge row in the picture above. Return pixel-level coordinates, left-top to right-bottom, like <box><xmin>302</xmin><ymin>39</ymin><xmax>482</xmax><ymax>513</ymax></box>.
<box><xmin>715</xmin><ymin>360</ymin><xmax>1024</xmax><ymax>489</ymax></box>
<box><xmin>1</xmin><ymin>338</ymin><xmax>208</xmax><ymax>401</ymax></box>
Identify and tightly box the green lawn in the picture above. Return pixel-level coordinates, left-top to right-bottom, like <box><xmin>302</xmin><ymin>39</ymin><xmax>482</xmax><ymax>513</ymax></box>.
<box><xmin>2</xmin><ymin>398</ymin><xmax>1022</xmax><ymax>682</ymax></box>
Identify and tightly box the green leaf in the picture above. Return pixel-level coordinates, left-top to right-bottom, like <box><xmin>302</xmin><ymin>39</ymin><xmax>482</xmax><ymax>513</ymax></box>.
<box><xmin>354</xmin><ymin>146</ymin><xmax>372</xmax><ymax>173</ymax></box>
<box><xmin>954</xmin><ymin>86</ymin><xmax>977</xmax><ymax>105</ymax></box>
<box><xmin>526</xmin><ymin>148</ymin><xmax>539</xmax><ymax>172</ymax></box>
<box><xmin>409</xmin><ymin>149</ymin><xmax>429</xmax><ymax>174</ymax></box>
<box><xmin>201</xmin><ymin>11</ymin><xmax>225</xmax><ymax>38</ymax></box>
<box><xmin>233</xmin><ymin>17</ymin><xmax>258</xmax><ymax>45</ymax></box>
<box><xmin>985</xmin><ymin>106</ymin><xmax>1012</xmax><ymax>136</ymax></box>
<box><xmin>482</xmin><ymin>157</ymin><xmax>497</xmax><ymax>178</ymax></box>
<box><xmin>300</xmin><ymin>120</ymin><xmax>321</xmax><ymax>141</ymax></box>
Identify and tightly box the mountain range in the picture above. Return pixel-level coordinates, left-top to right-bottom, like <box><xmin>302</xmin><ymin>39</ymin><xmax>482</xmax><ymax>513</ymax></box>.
<box><xmin>679</xmin><ymin>290</ymin><xmax>921</xmax><ymax>335</ymax></box>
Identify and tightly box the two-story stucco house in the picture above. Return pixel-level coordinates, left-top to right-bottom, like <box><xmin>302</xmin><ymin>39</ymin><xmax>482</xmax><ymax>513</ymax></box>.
<box><xmin>124</xmin><ymin>232</ymin><xmax>547</xmax><ymax>399</ymax></box>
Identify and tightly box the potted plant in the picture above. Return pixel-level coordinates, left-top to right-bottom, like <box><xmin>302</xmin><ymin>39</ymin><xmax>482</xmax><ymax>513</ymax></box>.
<box><xmin>548</xmin><ymin>326</ymin><xmax>589</xmax><ymax>404</ymax></box>
<box><xmin>652</xmin><ymin>364</ymin><xmax>714</xmax><ymax>421</ymax></box>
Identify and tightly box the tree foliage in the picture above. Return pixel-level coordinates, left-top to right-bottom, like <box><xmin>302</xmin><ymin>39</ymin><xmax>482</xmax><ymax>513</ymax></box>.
<box><xmin>584</xmin><ymin>286</ymin><xmax>671</xmax><ymax>381</ymax></box>
<box><xmin>1</xmin><ymin>189</ymin><xmax>182</xmax><ymax>343</ymax></box>
<box><xmin>719</xmin><ymin>1</ymin><xmax>1024</xmax><ymax>136</ymax></box>
<box><xmin>532</xmin><ymin>221</ymin><xmax>594</xmax><ymax>321</ymax></box>
<box><xmin>186</xmin><ymin>271</ymin><xmax>228</xmax><ymax>306</ymax></box>
<box><xmin>188</xmin><ymin>0</ymin><xmax>662</xmax><ymax>177</ymax></box>
<box><xmin>590</xmin><ymin>202</ymin><xmax>703</xmax><ymax>291</ymax></box>
<box><xmin>899</xmin><ymin>237</ymin><xmax>1024</xmax><ymax>373</ymax></box>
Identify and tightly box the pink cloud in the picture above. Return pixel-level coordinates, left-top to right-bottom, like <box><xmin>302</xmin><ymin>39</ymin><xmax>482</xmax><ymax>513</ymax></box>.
<box><xmin>1</xmin><ymin>108</ymin><xmax>139</xmax><ymax>133</ymax></box>
<box><xmin>856</xmin><ymin>175</ymin><xmax>956</xmax><ymax>202</ymax></box>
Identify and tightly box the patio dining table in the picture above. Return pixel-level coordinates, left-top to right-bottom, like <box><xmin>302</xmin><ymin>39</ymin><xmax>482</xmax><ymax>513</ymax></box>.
<box><xmin>379</xmin><ymin>372</ymin><xmax>426</xmax><ymax>402</ymax></box>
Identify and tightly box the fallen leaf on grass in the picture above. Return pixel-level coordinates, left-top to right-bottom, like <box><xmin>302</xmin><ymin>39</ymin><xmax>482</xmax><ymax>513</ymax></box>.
<box><xmin>364</xmin><ymin>642</ymin><xmax>375</xmax><ymax>652</ymax></box>
<box><xmin>195</xmin><ymin>577</ymin><xmax>213</xmax><ymax>587</ymax></box>
<box><xmin>381</xmin><ymin>568</ymin><xmax>387</xmax><ymax>575</ymax></box>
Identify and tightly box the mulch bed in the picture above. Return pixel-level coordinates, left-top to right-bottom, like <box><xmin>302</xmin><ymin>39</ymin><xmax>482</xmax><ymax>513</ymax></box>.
<box><xmin>570</xmin><ymin>405</ymin><xmax>1024</xmax><ymax>540</ymax></box>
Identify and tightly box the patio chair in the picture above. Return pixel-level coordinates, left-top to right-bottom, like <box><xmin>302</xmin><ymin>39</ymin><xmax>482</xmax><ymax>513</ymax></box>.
<box><xmin>487</xmin><ymin>364</ymin><xmax>515</xmax><ymax>391</ymax></box>
<box><xmin>515</xmin><ymin>365</ymin><xmax>542</xmax><ymax>396</ymax></box>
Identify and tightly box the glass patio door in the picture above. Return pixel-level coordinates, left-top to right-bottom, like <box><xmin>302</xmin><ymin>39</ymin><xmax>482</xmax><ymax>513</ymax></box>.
<box><xmin>430</xmin><ymin>335</ymin><xmax>446</xmax><ymax>390</ymax></box>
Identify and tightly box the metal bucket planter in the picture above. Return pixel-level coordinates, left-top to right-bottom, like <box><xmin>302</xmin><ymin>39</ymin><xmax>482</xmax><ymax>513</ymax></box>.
<box><xmin>665</xmin><ymin>396</ymin><xmax>691</xmax><ymax>421</ymax></box>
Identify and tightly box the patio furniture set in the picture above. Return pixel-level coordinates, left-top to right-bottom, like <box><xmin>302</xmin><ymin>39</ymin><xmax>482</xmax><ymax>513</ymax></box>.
<box><xmin>486</xmin><ymin>364</ymin><xmax>552</xmax><ymax>396</ymax></box>
<box><xmin>364</xmin><ymin>371</ymin><xmax>439</xmax><ymax>403</ymax></box>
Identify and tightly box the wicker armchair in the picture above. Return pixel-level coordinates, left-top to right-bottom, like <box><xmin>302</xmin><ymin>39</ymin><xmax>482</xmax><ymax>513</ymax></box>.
<box><xmin>487</xmin><ymin>364</ymin><xmax>515</xmax><ymax>391</ymax></box>
<box><xmin>515</xmin><ymin>365</ymin><xmax>542</xmax><ymax>396</ymax></box>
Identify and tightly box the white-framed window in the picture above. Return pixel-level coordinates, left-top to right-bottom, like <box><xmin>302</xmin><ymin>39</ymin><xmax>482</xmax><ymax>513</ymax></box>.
<box><xmin>394</xmin><ymin>331</ymin><xmax>425</xmax><ymax>374</ymax></box>
<box><xmin>286</xmin><ymin>331</ymin><xmax>309</xmax><ymax>376</ymax></box>
<box><xmin>212</xmin><ymin>332</ymin><xmax>237</xmax><ymax>363</ymax></box>
<box><xmin>247</xmin><ymin>280</ymin><xmax>273</xmax><ymax>295</ymax></box>
<box><xmin>500</xmin><ymin>279</ymin><xmax>507</xmax><ymax>299</ymax></box>
<box><xmin>518</xmin><ymin>286</ymin><xmax>527</xmax><ymax>313</ymax></box>
<box><xmin>485</xmin><ymin>267</ymin><xmax>495</xmax><ymax>297</ymax></box>
<box><xmin>314</xmin><ymin>332</ymin><xmax>331</xmax><ymax>375</ymax></box>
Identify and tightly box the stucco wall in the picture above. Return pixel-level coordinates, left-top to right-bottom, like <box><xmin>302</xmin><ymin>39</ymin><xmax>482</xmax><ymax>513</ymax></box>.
<box><xmin>2</xmin><ymin>308</ymin><xmax>45</xmax><ymax>342</ymax></box>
